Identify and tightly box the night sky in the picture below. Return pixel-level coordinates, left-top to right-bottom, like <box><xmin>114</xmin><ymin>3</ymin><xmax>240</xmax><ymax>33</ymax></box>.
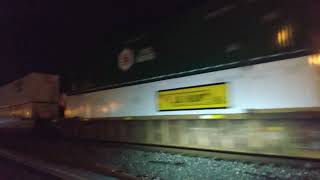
<box><xmin>0</xmin><ymin>0</ymin><xmax>206</xmax><ymax>85</ymax></box>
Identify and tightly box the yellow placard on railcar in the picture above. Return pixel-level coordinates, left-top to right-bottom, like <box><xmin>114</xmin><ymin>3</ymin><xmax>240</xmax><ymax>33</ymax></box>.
<box><xmin>158</xmin><ymin>83</ymin><xmax>228</xmax><ymax>111</ymax></box>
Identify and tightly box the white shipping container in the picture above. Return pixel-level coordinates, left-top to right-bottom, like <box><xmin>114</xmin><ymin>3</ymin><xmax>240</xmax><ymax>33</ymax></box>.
<box><xmin>0</xmin><ymin>73</ymin><xmax>60</xmax><ymax>119</ymax></box>
<box><xmin>0</xmin><ymin>73</ymin><xmax>59</xmax><ymax>106</ymax></box>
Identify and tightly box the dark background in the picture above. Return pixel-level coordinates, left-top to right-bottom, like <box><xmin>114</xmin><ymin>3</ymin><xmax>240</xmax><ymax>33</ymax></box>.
<box><xmin>0</xmin><ymin>0</ymin><xmax>209</xmax><ymax>85</ymax></box>
<box><xmin>1</xmin><ymin>0</ymin><xmax>318</xmax><ymax>88</ymax></box>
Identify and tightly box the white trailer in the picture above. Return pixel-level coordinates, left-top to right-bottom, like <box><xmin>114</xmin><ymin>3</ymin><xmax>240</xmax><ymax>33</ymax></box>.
<box><xmin>65</xmin><ymin>55</ymin><xmax>320</xmax><ymax>119</ymax></box>
<box><xmin>0</xmin><ymin>73</ymin><xmax>60</xmax><ymax>120</ymax></box>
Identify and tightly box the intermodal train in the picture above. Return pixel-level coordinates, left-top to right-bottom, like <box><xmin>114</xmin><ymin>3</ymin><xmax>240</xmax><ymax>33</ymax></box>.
<box><xmin>2</xmin><ymin>0</ymin><xmax>320</xmax><ymax>159</ymax></box>
<box><xmin>64</xmin><ymin>0</ymin><xmax>319</xmax><ymax>118</ymax></box>
<box><xmin>58</xmin><ymin>0</ymin><xmax>320</xmax><ymax>159</ymax></box>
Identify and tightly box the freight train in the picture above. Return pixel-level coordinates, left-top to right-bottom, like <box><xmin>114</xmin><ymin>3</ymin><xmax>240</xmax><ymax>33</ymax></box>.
<box><xmin>64</xmin><ymin>0</ymin><xmax>319</xmax><ymax>118</ymax></box>
<box><xmin>2</xmin><ymin>0</ymin><xmax>320</xmax><ymax>159</ymax></box>
<box><xmin>58</xmin><ymin>0</ymin><xmax>320</xmax><ymax>159</ymax></box>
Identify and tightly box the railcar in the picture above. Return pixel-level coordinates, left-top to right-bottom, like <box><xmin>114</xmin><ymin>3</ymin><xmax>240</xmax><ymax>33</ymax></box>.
<box><xmin>0</xmin><ymin>73</ymin><xmax>60</xmax><ymax>128</ymax></box>
<box><xmin>64</xmin><ymin>0</ymin><xmax>319</xmax><ymax>118</ymax></box>
<box><xmin>61</xmin><ymin>0</ymin><xmax>320</xmax><ymax>159</ymax></box>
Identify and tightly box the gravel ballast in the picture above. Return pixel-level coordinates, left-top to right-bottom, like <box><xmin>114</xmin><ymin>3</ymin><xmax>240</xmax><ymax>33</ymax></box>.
<box><xmin>93</xmin><ymin>147</ymin><xmax>320</xmax><ymax>180</ymax></box>
<box><xmin>0</xmin><ymin>131</ymin><xmax>319</xmax><ymax>180</ymax></box>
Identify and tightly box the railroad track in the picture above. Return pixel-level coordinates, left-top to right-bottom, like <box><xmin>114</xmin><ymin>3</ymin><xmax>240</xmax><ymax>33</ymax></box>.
<box><xmin>0</xmin><ymin>147</ymin><xmax>137</xmax><ymax>180</ymax></box>
<box><xmin>61</xmin><ymin>138</ymin><xmax>320</xmax><ymax>179</ymax></box>
<box><xmin>65</xmin><ymin>138</ymin><xmax>320</xmax><ymax>169</ymax></box>
<box><xmin>0</xmin><ymin>129</ymin><xmax>319</xmax><ymax>180</ymax></box>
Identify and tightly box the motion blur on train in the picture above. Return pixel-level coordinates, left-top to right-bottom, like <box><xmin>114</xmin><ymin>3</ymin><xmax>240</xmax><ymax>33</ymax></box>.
<box><xmin>1</xmin><ymin>0</ymin><xmax>320</xmax><ymax>159</ymax></box>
